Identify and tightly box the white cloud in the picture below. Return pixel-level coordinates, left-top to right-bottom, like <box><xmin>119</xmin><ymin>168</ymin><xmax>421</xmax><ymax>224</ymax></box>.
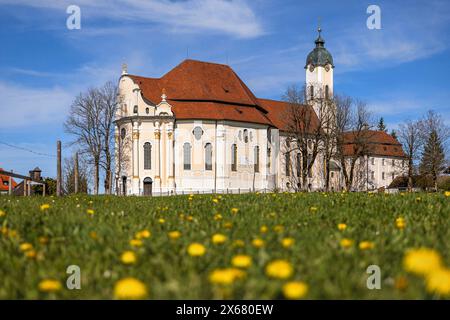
<box><xmin>0</xmin><ymin>81</ymin><xmax>73</xmax><ymax>128</ymax></box>
<box><xmin>0</xmin><ymin>0</ymin><xmax>264</xmax><ymax>38</ymax></box>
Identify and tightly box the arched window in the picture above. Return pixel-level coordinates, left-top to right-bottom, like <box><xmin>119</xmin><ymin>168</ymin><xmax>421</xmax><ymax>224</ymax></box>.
<box><xmin>285</xmin><ymin>153</ymin><xmax>291</xmax><ymax>176</ymax></box>
<box><xmin>183</xmin><ymin>143</ymin><xmax>191</xmax><ymax>170</ymax></box>
<box><xmin>144</xmin><ymin>142</ymin><xmax>151</xmax><ymax>170</ymax></box>
<box><xmin>254</xmin><ymin>146</ymin><xmax>260</xmax><ymax>173</ymax></box>
<box><xmin>243</xmin><ymin>129</ymin><xmax>249</xmax><ymax>143</ymax></box>
<box><xmin>205</xmin><ymin>143</ymin><xmax>212</xmax><ymax>171</ymax></box>
<box><xmin>231</xmin><ymin>144</ymin><xmax>237</xmax><ymax>172</ymax></box>
<box><xmin>133</xmin><ymin>105</ymin><xmax>138</xmax><ymax>114</ymax></box>
<box><xmin>325</xmin><ymin>85</ymin><xmax>329</xmax><ymax>99</ymax></box>
<box><xmin>145</xmin><ymin>107</ymin><xmax>149</xmax><ymax>114</ymax></box>
<box><xmin>310</xmin><ymin>85</ymin><xmax>314</xmax><ymax>99</ymax></box>
<box><xmin>120</xmin><ymin>128</ymin><xmax>126</xmax><ymax>140</ymax></box>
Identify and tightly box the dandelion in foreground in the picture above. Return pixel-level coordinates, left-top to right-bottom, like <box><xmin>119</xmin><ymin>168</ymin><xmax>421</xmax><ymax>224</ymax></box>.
<box><xmin>168</xmin><ymin>231</ymin><xmax>181</xmax><ymax>240</ymax></box>
<box><xmin>337</xmin><ymin>223</ymin><xmax>347</xmax><ymax>231</ymax></box>
<box><xmin>403</xmin><ymin>248</ymin><xmax>442</xmax><ymax>276</ymax></box>
<box><xmin>0</xmin><ymin>210</ymin><xmax>5</xmax><ymax>217</ymax></box>
<box><xmin>231</xmin><ymin>255</ymin><xmax>252</xmax><ymax>268</ymax></box>
<box><xmin>282</xmin><ymin>281</ymin><xmax>308</xmax><ymax>299</ymax></box>
<box><xmin>444</xmin><ymin>191</ymin><xmax>450</xmax><ymax>197</ymax></box>
<box><xmin>281</xmin><ymin>238</ymin><xmax>295</xmax><ymax>248</ymax></box>
<box><xmin>260</xmin><ymin>225</ymin><xmax>268</xmax><ymax>233</ymax></box>
<box><xmin>212</xmin><ymin>233</ymin><xmax>227</xmax><ymax>245</ymax></box>
<box><xmin>395</xmin><ymin>217</ymin><xmax>406</xmax><ymax>229</ymax></box>
<box><xmin>40</xmin><ymin>204</ymin><xmax>50</xmax><ymax>211</ymax></box>
<box><xmin>25</xmin><ymin>250</ymin><xmax>37</xmax><ymax>259</ymax></box>
<box><xmin>209</xmin><ymin>268</ymin><xmax>245</xmax><ymax>285</ymax></box>
<box><xmin>187</xmin><ymin>243</ymin><xmax>206</xmax><ymax>257</ymax></box>
<box><xmin>252</xmin><ymin>238</ymin><xmax>265</xmax><ymax>248</ymax></box>
<box><xmin>86</xmin><ymin>209</ymin><xmax>95</xmax><ymax>215</ymax></box>
<box><xmin>38</xmin><ymin>279</ymin><xmax>62</xmax><ymax>293</ymax></box>
<box><xmin>265</xmin><ymin>260</ymin><xmax>293</xmax><ymax>279</ymax></box>
<box><xmin>273</xmin><ymin>225</ymin><xmax>284</xmax><ymax>233</ymax></box>
<box><xmin>359</xmin><ymin>241</ymin><xmax>375</xmax><ymax>250</ymax></box>
<box><xmin>426</xmin><ymin>268</ymin><xmax>450</xmax><ymax>296</ymax></box>
<box><xmin>129</xmin><ymin>239</ymin><xmax>143</xmax><ymax>247</ymax></box>
<box><xmin>121</xmin><ymin>251</ymin><xmax>137</xmax><ymax>265</ymax></box>
<box><xmin>19</xmin><ymin>242</ymin><xmax>33</xmax><ymax>252</ymax></box>
<box><xmin>38</xmin><ymin>236</ymin><xmax>49</xmax><ymax>245</ymax></box>
<box><xmin>114</xmin><ymin>278</ymin><xmax>148</xmax><ymax>300</ymax></box>
<box><xmin>231</xmin><ymin>208</ymin><xmax>239</xmax><ymax>214</ymax></box>
<box><xmin>340</xmin><ymin>238</ymin><xmax>353</xmax><ymax>248</ymax></box>
<box><xmin>135</xmin><ymin>230</ymin><xmax>151</xmax><ymax>239</ymax></box>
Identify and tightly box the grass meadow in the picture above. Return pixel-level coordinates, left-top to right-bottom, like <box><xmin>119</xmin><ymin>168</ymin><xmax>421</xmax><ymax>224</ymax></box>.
<box><xmin>0</xmin><ymin>192</ymin><xmax>449</xmax><ymax>299</ymax></box>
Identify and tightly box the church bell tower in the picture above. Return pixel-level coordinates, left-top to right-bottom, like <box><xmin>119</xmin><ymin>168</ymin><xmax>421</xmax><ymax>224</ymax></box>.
<box><xmin>305</xmin><ymin>27</ymin><xmax>334</xmax><ymax>117</ymax></box>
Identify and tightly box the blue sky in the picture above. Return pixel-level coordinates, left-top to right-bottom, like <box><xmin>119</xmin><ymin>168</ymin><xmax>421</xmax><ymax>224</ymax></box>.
<box><xmin>1</xmin><ymin>0</ymin><xmax>449</xmax><ymax>180</ymax></box>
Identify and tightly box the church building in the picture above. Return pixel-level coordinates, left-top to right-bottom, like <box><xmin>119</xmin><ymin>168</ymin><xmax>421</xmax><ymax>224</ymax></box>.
<box><xmin>114</xmin><ymin>29</ymin><xmax>406</xmax><ymax>195</ymax></box>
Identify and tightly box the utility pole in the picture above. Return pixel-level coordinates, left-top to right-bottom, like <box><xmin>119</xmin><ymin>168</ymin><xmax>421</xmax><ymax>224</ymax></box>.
<box><xmin>74</xmin><ymin>152</ymin><xmax>79</xmax><ymax>194</ymax></box>
<box><xmin>56</xmin><ymin>140</ymin><xmax>62</xmax><ymax>196</ymax></box>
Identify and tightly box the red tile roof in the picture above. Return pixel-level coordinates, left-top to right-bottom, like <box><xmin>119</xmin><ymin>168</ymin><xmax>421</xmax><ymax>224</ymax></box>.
<box><xmin>0</xmin><ymin>168</ymin><xmax>17</xmax><ymax>191</ymax></box>
<box><xmin>342</xmin><ymin>130</ymin><xmax>407</xmax><ymax>158</ymax></box>
<box><xmin>258</xmin><ymin>98</ymin><xmax>320</xmax><ymax>133</ymax></box>
<box><xmin>126</xmin><ymin>59</ymin><xmax>305</xmax><ymax>127</ymax></box>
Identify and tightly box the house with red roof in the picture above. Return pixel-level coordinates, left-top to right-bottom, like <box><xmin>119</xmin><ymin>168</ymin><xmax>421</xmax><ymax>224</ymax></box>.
<box><xmin>114</xmin><ymin>28</ymin><xmax>406</xmax><ymax>195</ymax></box>
<box><xmin>0</xmin><ymin>169</ymin><xmax>17</xmax><ymax>195</ymax></box>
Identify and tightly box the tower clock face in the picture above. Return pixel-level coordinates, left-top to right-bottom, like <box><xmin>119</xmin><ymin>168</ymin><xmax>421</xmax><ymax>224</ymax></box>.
<box><xmin>309</xmin><ymin>65</ymin><xmax>315</xmax><ymax>72</ymax></box>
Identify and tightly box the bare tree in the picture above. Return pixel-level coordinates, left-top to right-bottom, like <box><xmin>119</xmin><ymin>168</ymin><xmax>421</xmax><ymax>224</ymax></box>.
<box><xmin>397</xmin><ymin>120</ymin><xmax>423</xmax><ymax>191</ymax></box>
<box><xmin>98</xmin><ymin>82</ymin><xmax>118</xmax><ymax>195</ymax></box>
<box><xmin>282</xmin><ymin>84</ymin><xmax>329</xmax><ymax>191</ymax></box>
<box><xmin>334</xmin><ymin>96</ymin><xmax>374</xmax><ymax>191</ymax></box>
<box><xmin>63</xmin><ymin>155</ymin><xmax>90</xmax><ymax>194</ymax></box>
<box><xmin>65</xmin><ymin>88</ymin><xmax>103</xmax><ymax>194</ymax></box>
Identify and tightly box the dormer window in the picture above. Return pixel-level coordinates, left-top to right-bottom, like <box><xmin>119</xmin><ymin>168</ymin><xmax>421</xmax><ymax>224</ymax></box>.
<box><xmin>133</xmin><ymin>105</ymin><xmax>138</xmax><ymax>114</ymax></box>
<box><xmin>243</xmin><ymin>129</ymin><xmax>249</xmax><ymax>143</ymax></box>
<box><xmin>145</xmin><ymin>107</ymin><xmax>149</xmax><ymax>114</ymax></box>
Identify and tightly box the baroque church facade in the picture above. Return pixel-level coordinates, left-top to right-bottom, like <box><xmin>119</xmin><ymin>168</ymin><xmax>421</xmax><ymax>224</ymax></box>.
<box><xmin>114</xmin><ymin>29</ymin><xmax>406</xmax><ymax>195</ymax></box>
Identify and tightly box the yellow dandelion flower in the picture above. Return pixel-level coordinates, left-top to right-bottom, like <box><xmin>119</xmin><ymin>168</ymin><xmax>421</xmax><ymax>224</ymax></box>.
<box><xmin>426</xmin><ymin>268</ymin><xmax>450</xmax><ymax>296</ymax></box>
<box><xmin>19</xmin><ymin>242</ymin><xmax>33</xmax><ymax>252</ymax></box>
<box><xmin>233</xmin><ymin>239</ymin><xmax>245</xmax><ymax>247</ymax></box>
<box><xmin>38</xmin><ymin>236</ymin><xmax>49</xmax><ymax>245</ymax></box>
<box><xmin>186</xmin><ymin>215</ymin><xmax>194</xmax><ymax>221</ymax></box>
<box><xmin>214</xmin><ymin>214</ymin><xmax>222</xmax><ymax>221</ymax></box>
<box><xmin>282</xmin><ymin>281</ymin><xmax>308</xmax><ymax>299</ymax></box>
<box><xmin>129</xmin><ymin>239</ymin><xmax>143</xmax><ymax>247</ymax></box>
<box><xmin>135</xmin><ymin>230</ymin><xmax>151</xmax><ymax>239</ymax></box>
<box><xmin>281</xmin><ymin>237</ymin><xmax>295</xmax><ymax>248</ymax></box>
<box><xmin>0</xmin><ymin>210</ymin><xmax>5</xmax><ymax>217</ymax></box>
<box><xmin>158</xmin><ymin>218</ymin><xmax>165</xmax><ymax>224</ymax></box>
<box><xmin>40</xmin><ymin>204</ymin><xmax>50</xmax><ymax>211</ymax></box>
<box><xmin>25</xmin><ymin>250</ymin><xmax>37</xmax><ymax>259</ymax></box>
<box><xmin>266</xmin><ymin>260</ymin><xmax>293</xmax><ymax>279</ymax></box>
<box><xmin>260</xmin><ymin>225</ymin><xmax>268</xmax><ymax>233</ymax></box>
<box><xmin>252</xmin><ymin>238</ymin><xmax>265</xmax><ymax>248</ymax></box>
<box><xmin>231</xmin><ymin>255</ymin><xmax>252</xmax><ymax>268</ymax></box>
<box><xmin>212</xmin><ymin>198</ymin><xmax>219</xmax><ymax>204</ymax></box>
<box><xmin>359</xmin><ymin>241</ymin><xmax>375</xmax><ymax>250</ymax></box>
<box><xmin>340</xmin><ymin>238</ymin><xmax>354</xmax><ymax>248</ymax></box>
<box><xmin>168</xmin><ymin>231</ymin><xmax>181</xmax><ymax>240</ymax></box>
<box><xmin>209</xmin><ymin>268</ymin><xmax>245</xmax><ymax>285</ymax></box>
<box><xmin>309</xmin><ymin>206</ymin><xmax>318</xmax><ymax>213</ymax></box>
<box><xmin>231</xmin><ymin>208</ymin><xmax>239</xmax><ymax>214</ymax></box>
<box><xmin>121</xmin><ymin>251</ymin><xmax>137</xmax><ymax>265</ymax></box>
<box><xmin>86</xmin><ymin>209</ymin><xmax>95</xmax><ymax>215</ymax></box>
<box><xmin>273</xmin><ymin>225</ymin><xmax>284</xmax><ymax>233</ymax></box>
<box><xmin>395</xmin><ymin>217</ymin><xmax>406</xmax><ymax>229</ymax></box>
<box><xmin>403</xmin><ymin>248</ymin><xmax>442</xmax><ymax>276</ymax></box>
<box><xmin>337</xmin><ymin>223</ymin><xmax>347</xmax><ymax>231</ymax></box>
<box><xmin>38</xmin><ymin>279</ymin><xmax>62</xmax><ymax>292</ymax></box>
<box><xmin>444</xmin><ymin>191</ymin><xmax>450</xmax><ymax>197</ymax></box>
<box><xmin>223</xmin><ymin>221</ymin><xmax>233</xmax><ymax>229</ymax></box>
<box><xmin>114</xmin><ymin>277</ymin><xmax>148</xmax><ymax>300</ymax></box>
<box><xmin>212</xmin><ymin>233</ymin><xmax>227</xmax><ymax>245</ymax></box>
<box><xmin>187</xmin><ymin>243</ymin><xmax>206</xmax><ymax>257</ymax></box>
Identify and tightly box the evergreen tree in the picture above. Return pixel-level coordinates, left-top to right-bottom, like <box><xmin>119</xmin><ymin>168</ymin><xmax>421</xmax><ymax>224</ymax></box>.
<box><xmin>377</xmin><ymin>117</ymin><xmax>387</xmax><ymax>132</ymax></box>
<box><xmin>419</xmin><ymin>129</ymin><xmax>445</xmax><ymax>191</ymax></box>
<box><xmin>390</xmin><ymin>129</ymin><xmax>397</xmax><ymax>139</ymax></box>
